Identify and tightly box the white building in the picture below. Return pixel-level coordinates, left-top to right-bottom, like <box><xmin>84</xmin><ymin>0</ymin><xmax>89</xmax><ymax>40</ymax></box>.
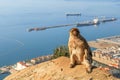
<box><xmin>15</xmin><ymin>62</ymin><xmax>28</xmax><ymax>70</ymax></box>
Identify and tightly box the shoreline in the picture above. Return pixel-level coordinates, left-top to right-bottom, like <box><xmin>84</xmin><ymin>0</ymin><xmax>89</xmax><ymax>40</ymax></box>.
<box><xmin>88</xmin><ymin>35</ymin><xmax>120</xmax><ymax>49</ymax></box>
<box><xmin>0</xmin><ymin>55</ymin><xmax>53</xmax><ymax>75</ymax></box>
<box><xmin>1</xmin><ymin>35</ymin><xmax>120</xmax><ymax>78</ymax></box>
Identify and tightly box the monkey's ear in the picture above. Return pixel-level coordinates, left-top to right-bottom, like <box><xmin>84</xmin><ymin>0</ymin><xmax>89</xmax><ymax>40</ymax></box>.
<box><xmin>76</xmin><ymin>28</ymin><xmax>80</xmax><ymax>33</ymax></box>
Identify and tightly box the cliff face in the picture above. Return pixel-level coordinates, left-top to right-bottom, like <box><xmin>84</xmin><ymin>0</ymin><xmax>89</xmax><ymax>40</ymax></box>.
<box><xmin>4</xmin><ymin>57</ymin><xmax>118</xmax><ymax>80</ymax></box>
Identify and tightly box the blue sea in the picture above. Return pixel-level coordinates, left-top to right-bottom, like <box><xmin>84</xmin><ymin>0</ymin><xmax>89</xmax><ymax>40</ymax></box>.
<box><xmin>0</xmin><ymin>0</ymin><xmax>120</xmax><ymax>79</ymax></box>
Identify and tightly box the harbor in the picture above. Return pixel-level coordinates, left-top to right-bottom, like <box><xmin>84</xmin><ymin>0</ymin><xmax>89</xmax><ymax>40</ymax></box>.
<box><xmin>27</xmin><ymin>17</ymin><xmax>117</xmax><ymax>32</ymax></box>
<box><xmin>1</xmin><ymin>0</ymin><xmax>120</xmax><ymax>79</ymax></box>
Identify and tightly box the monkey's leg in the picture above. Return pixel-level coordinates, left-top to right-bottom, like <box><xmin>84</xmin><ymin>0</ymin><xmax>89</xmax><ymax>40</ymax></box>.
<box><xmin>83</xmin><ymin>49</ymin><xmax>92</xmax><ymax>73</ymax></box>
<box><xmin>70</xmin><ymin>54</ymin><xmax>75</xmax><ymax>68</ymax></box>
<box><xmin>75</xmin><ymin>53</ymin><xmax>82</xmax><ymax>65</ymax></box>
<box><xmin>82</xmin><ymin>60</ymin><xmax>92</xmax><ymax>73</ymax></box>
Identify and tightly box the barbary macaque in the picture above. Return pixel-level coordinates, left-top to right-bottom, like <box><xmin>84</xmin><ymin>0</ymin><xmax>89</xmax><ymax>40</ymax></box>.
<box><xmin>68</xmin><ymin>28</ymin><xmax>92</xmax><ymax>73</ymax></box>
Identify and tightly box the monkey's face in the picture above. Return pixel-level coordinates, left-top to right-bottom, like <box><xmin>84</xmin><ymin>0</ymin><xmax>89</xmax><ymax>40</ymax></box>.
<box><xmin>70</xmin><ymin>28</ymin><xmax>80</xmax><ymax>37</ymax></box>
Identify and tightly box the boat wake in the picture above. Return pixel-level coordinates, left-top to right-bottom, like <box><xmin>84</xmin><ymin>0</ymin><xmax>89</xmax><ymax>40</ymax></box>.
<box><xmin>0</xmin><ymin>36</ymin><xmax>24</xmax><ymax>47</ymax></box>
<box><xmin>15</xmin><ymin>40</ymin><xmax>24</xmax><ymax>47</ymax></box>
<box><xmin>0</xmin><ymin>36</ymin><xmax>25</xmax><ymax>57</ymax></box>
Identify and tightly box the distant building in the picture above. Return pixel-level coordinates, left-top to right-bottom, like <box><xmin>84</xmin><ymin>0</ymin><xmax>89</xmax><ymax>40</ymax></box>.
<box><xmin>93</xmin><ymin>46</ymin><xmax>120</xmax><ymax>69</ymax></box>
<box><xmin>15</xmin><ymin>62</ymin><xmax>28</xmax><ymax>70</ymax></box>
<box><xmin>31</xmin><ymin>58</ymin><xmax>37</xmax><ymax>64</ymax></box>
<box><xmin>30</xmin><ymin>55</ymin><xmax>53</xmax><ymax>64</ymax></box>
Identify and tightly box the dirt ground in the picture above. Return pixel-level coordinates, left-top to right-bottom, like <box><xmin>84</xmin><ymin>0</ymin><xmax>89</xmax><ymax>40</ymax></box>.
<box><xmin>4</xmin><ymin>57</ymin><xmax>119</xmax><ymax>80</ymax></box>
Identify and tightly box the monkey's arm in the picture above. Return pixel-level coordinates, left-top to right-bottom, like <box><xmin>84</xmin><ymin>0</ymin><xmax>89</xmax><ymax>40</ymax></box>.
<box><xmin>68</xmin><ymin>46</ymin><xmax>72</xmax><ymax>55</ymax></box>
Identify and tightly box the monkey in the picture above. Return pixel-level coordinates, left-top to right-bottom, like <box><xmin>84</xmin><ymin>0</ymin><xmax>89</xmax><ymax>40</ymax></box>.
<box><xmin>68</xmin><ymin>28</ymin><xmax>93</xmax><ymax>73</ymax></box>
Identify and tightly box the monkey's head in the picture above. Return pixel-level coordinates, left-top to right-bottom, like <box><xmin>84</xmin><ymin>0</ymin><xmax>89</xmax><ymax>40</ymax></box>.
<box><xmin>70</xmin><ymin>28</ymin><xmax>80</xmax><ymax>37</ymax></box>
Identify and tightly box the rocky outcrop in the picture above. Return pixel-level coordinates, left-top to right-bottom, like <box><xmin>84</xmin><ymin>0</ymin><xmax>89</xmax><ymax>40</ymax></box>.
<box><xmin>4</xmin><ymin>57</ymin><xmax>118</xmax><ymax>80</ymax></box>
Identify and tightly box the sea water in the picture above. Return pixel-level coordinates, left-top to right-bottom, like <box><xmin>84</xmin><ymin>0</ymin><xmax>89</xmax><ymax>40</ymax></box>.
<box><xmin>0</xmin><ymin>0</ymin><xmax>120</xmax><ymax>79</ymax></box>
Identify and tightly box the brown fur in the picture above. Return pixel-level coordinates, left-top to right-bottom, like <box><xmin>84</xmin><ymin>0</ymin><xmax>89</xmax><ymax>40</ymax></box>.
<box><xmin>68</xmin><ymin>28</ymin><xmax>92</xmax><ymax>73</ymax></box>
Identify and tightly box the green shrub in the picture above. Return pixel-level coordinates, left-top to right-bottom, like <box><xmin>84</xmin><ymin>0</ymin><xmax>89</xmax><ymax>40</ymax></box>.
<box><xmin>52</xmin><ymin>46</ymin><xmax>69</xmax><ymax>59</ymax></box>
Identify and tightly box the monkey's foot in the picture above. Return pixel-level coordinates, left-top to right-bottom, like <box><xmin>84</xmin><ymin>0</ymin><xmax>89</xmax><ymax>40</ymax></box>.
<box><xmin>86</xmin><ymin>68</ymin><xmax>92</xmax><ymax>73</ymax></box>
<box><xmin>69</xmin><ymin>64</ymin><xmax>75</xmax><ymax>68</ymax></box>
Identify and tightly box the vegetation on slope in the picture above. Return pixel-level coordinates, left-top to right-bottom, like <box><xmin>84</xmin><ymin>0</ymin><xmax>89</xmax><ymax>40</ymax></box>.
<box><xmin>52</xmin><ymin>46</ymin><xmax>69</xmax><ymax>59</ymax></box>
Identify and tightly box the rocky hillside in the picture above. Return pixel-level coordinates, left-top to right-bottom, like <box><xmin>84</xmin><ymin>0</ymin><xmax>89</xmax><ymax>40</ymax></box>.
<box><xmin>4</xmin><ymin>57</ymin><xmax>119</xmax><ymax>80</ymax></box>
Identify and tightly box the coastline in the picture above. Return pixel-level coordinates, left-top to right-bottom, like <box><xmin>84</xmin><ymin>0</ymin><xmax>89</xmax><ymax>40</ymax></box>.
<box><xmin>1</xmin><ymin>35</ymin><xmax>120</xmax><ymax>79</ymax></box>
<box><xmin>0</xmin><ymin>55</ymin><xmax>53</xmax><ymax>75</ymax></box>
